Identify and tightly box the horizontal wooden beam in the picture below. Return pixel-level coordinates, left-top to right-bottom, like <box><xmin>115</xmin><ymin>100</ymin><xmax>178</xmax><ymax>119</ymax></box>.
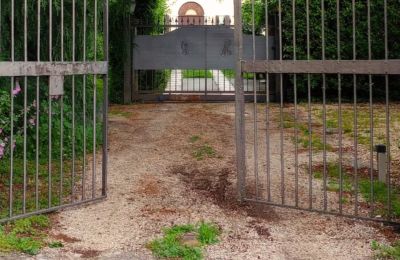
<box><xmin>0</xmin><ymin>62</ymin><xmax>108</xmax><ymax>77</ymax></box>
<box><xmin>242</xmin><ymin>60</ymin><xmax>400</xmax><ymax>75</ymax></box>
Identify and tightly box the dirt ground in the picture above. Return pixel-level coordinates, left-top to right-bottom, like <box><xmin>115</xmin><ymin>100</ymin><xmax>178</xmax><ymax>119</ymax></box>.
<box><xmin>27</xmin><ymin>103</ymin><xmax>399</xmax><ymax>259</ymax></box>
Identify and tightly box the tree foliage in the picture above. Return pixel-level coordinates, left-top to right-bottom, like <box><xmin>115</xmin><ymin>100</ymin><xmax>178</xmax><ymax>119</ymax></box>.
<box><xmin>109</xmin><ymin>0</ymin><xmax>168</xmax><ymax>103</ymax></box>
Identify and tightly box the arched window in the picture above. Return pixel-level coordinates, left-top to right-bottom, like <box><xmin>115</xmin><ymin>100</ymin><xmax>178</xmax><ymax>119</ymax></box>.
<box><xmin>178</xmin><ymin>2</ymin><xmax>205</xmax><ymax>25</ymax></box>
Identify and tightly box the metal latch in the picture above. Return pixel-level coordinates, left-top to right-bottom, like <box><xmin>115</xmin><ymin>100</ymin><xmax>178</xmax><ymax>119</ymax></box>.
<box><xmin>49</xmin><ymin>75</ymin><xmax>64</xmax><ymax>96</ymax></box>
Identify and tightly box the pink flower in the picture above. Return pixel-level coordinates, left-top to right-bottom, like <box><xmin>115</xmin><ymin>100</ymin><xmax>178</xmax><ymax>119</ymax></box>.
<box><xmin>0</xmin><ymin>146</ymin><xmax>4</xmax><ymax>159</ymax></box>
<box><xmin>0</xmin><ymin>142</ymin><xmax>5</xmax><ymax>148</ymax></box>
<box><xmin>13</xmin><ymin>81</ymin><xmax>21</xmax><ymax>96</ymax></box>
<box><xmin>51</xmin><ymin>95</ymin><xmax>60</xmax><ymax>100</ymax></box>
<box><xmin>29</xmin><ymin>118</ymin><xmax>36</xmax><ymax>126</ymax></box>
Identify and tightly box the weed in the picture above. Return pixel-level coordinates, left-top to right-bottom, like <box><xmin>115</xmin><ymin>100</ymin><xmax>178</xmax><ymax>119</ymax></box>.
<box><xmin>48</xmin><ymin>241</ymin><xmax>64</xmax><ymax>248</ymax></box>
<box><xmin>340</xmin><ymin>197</ymin><xmax>349</xmax><ymax>204</ymax></box>
<box><xmin>197</xmin><ymin>222</ymin><xmax>219</xmax><ymax>245</ymax></box>
<box><xmin>359</xmin><ymin>180</ymin><xmax>400</xmax><ymax>217</ymax></box>
<box><xmin>163</xmin><ymin>224</ymin><xmax>195</xmax><ymax>237</ymax></box>
<box><xmin>148</xmin><ymin>222</ymin><xmax>221</xmax><ymax>260</ymax></box>
<box><xmin>0</xmin><ymin>215</ymin><xmax>51</xmax><ymax>255</ymax></box>
<box><xmin>189</xmin><ymin>135</ymin><xmax>201</xmax><ymax>143</ymax></box>
<box><xmin>12</xmin><ymin>215</ymin><xmax>50</xmax><ymax>235</ymax></box>
<box><xmin>109</xmin><ymin>110</ymin><xmax>131</xmax><ymax>118</ymax></box>
<box><xmin>312</xmin><ymin>161</ymin><xmax>400</xmax><ymax>217</ymax></box>
<box><xmin>371</xmin><ymin>240</ymin><xmax>400</xmax><ymax>259</ymax></box>
<box><xmin>193</xmin><ymin>144</ymin><xmax>217</xmax><ymax>161</ymax></box>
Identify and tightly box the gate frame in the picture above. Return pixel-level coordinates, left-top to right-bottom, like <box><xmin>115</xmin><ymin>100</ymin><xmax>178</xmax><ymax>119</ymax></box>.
<box><xmin>233</xmin><ymin>0</ymin><xmax>400</xmax><ymax>224</ymax></box>
<box><xmin>0</xmin><ymin>0</ymin><xmax>109</xmax><ymax>224</ymax></box>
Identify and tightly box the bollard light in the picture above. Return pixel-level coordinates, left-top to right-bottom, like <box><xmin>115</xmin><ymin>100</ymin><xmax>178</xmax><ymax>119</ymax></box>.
<box><xmin>374</xmin><ymin>144</ymin><xmax>387</xmax><ymax>184</ymax></box>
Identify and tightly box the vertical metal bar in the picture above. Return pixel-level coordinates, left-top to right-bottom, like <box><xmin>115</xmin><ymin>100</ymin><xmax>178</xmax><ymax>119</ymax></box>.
<box><xmin>48</xmin><ymin>0</ymin><xmax>53</xmax><ymax>208</ymax></box>
<box><xmin>292</xmin><ymin>0</ymin><xmax>299</xmax><ymax>207</ymax></box>
<box><xmin>23</xmin><ymin>0</ymin><xmax>28</xmax><ymax>214</ymax></box>
<box><xmin>205</xmin><ymin>27</ymin><xmax>208</xmax><ymax>96</ymax></box>
<box><xmin>234</xmin><ymin>0</ymin><xmax>246</xmax><ymax>201</ymax></box>
<box><xmin>265</xmin><ymin>0</ymin><xmax>271</xmax><ymax>202</ymax></box>
<box><xmin>223</xmin><ymin>69</ymin><xmax>225</xmax><ymax>92</ymax></box>
<box><xmin>82</xmin><ymin>0</ymin><xmax>87</xmax><ymax>200</ymax></box>
<box><xmin>9</xmin><ymin>0</ymin><xmax>15</xmax><ymax>217</ymax></box>
<box><xmin>102</xmin><ymin>0</ymin><xmax>109</xmax><ymax>197</ymax></box>
<box><xmin>36</xmin><ymin>0</ymin><xmax>41</xmax><ymax>210</ymax></box>
<box><xmin>336</xmin><ymin>0</ymin><xmax>343</xmax><ymax>214</ymax></box>
<box><xmin>71</xmin><ymin>0</ymin><xmax>76</xmax><ymax>202</ymax></box>
<box><xmin>93</xmin><ymin>0</ymin><xmax>98</xmax><ymax>199</ymax></box>
<box><xmin>0</xmin><ymin>0</ymin><xmax>1</xmax><ymax>54</ymax></box>
<box><xmin>204</xmin><ymin>27</ymin><xmax>208</xmax><ymax>96</ymax></box>
<box><xmin>367</xmin><ymin>0</ymin><xmax>374</xmax><ymax>217</ymax></box>
<box><xmin>321</xmin><ymin>0</ymin><xmax>327</xmax><ymax>212</ymax></box>
<box><xmin>278</xmin><ymin>0</ymin><xmax>285</xmax><ymax>205</ymax></box>
<box><xmin>352</xmin><ymin>0</ymin><xmax>359</xmax><ymax>216</ymax></box>
<box><xmin>251</xmin><ymin>0</ymin><xmax>259</xmax><ymax>198</ymax></box>
<box><xmin>59</xmin><ymin>0</ymin><xmax>64</xmax><ymax>205</ymax></box>
<box><xmin>306</xmin><ymin>0</ymin><xmax>312</xmax><ymax>210</ymax></box>
<box><xmin>384</xmin><ymin>0</ymin><xmax>391</xmax><ymax>219</ymax></box>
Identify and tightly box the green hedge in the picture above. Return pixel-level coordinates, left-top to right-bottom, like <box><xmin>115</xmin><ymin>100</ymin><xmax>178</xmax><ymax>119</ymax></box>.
<box><xmin>242</xmin><ymin>0</ymin><xmax>400</xmax><ymax>100</ymax></box>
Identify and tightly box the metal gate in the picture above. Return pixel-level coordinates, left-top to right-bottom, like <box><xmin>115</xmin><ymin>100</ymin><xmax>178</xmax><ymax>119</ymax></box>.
<box><xmin>130</xmin><ymin>17</ymin><xmax>274</xmax><ymax>102</ymax></box>
<box><xmin>234</xmin><ymin>0</ymin><xmax>400</xmax><ymax>223</ymax></box>
<box><xmin>0</xmin><ymin>0</ymin><xmax>109</xmax><ymax>223</ymax></box>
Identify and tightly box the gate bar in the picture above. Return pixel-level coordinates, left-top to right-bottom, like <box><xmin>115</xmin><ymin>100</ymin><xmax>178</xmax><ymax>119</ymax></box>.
<box><xmin>241</xmin><ymin>60</ymin><xmax>400</xmax><ymax>75</ymax></box>
<box><xmin>0</xmin><ymin>62</ymin><xmax>108</xmax><ymax>76</ymax></box>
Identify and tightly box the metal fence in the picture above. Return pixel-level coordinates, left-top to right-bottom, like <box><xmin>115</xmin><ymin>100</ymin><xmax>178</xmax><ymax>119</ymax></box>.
<box><xmin>0</xmin><ymin>0</ymin><xmax>109</xmax><ymax>223</ymax></box>
<box><xmin>234</xmin><ymin>0</ymin><xmax>400</xmax><ymax>223</ymax></box>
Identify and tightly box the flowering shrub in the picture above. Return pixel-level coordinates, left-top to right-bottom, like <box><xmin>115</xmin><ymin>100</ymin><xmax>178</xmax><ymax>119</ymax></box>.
<box><xmin>0</xmin><ymin>80</ymin><xmax>37</xmax><ymax>160</ymax></box>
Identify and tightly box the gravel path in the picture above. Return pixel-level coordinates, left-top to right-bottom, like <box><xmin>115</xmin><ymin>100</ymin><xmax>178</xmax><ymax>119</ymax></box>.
<box><xmin>32</xmin><ymin>103</ymin><xmax>396</xmax><ymax>259</ymax></box>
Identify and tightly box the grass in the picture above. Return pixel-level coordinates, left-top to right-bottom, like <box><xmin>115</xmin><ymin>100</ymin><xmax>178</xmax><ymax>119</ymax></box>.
<box><xmin>315</xmin><ymin>105</ymin><xmax>396</xmax><ymax>147</ymax></box>
<box><xmin>312</xmin><ymin>162</ymin><xmax>352</xmax><ymax>193</ymax></box>
<box><xmin>182</xmin><ymin>70</ymin><xmax>213</xmax><ymax>79</ymax></box>
<box><xmin>197</xmin><ymin>222</ymin><xmax>220</xmax><ymax>245</ymax></box>
<box><xmin>359</xmin><ymin>180</ymin><xmax>400</xmax><ymax>217</ymax></box>
<box><xmin>189</xmin><ymin>135</ymin><xmax>201</xmax><ymax>143</ymax></box>
<box><xmin>148</xmin><ymin>222</ymin><xmax>220</xmax><ymax>260</ymax></box>
<box><xmin>281</xmin><ymin>112</ymin><xmax>332</xmax><ymax>152</ymax></box>
<box><xmin>193</xmin><ymin>144</ymin><xmax>217</xmax><ymax>160</ymax></box>
<box><xmin>0</xmin><ymin>158</ymin><xmax>82</xmax><ymax>219</ymax></box>
<box><xmin>312</xmin><ymin>161</ymin><xmax>400</xmax><ymax>217</ymax></box>
<box><xmin>108</xmin><ymin>109</ymin><xmax>131</xmax><ymax>118</ymax></box>
<box><xmin>0</xmin><ymin>215</ymin><xmax>61</xmax><ymax>255</ymax></box>
<box><xmin>371</xmin><ymin>240</ymin><xmax>400</xmax><ymax>259</ymax></box>
<box><xmin>188</xmin><ymin>135</ymin><xmax>219</xmax><ymax>161</ymax></box>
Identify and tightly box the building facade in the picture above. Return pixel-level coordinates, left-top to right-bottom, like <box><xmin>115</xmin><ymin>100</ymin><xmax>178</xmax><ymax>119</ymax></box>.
<box><xmin>167</xmin><ymin>0</ymin><xmax>234</xmax><ymax>25</ymax></box>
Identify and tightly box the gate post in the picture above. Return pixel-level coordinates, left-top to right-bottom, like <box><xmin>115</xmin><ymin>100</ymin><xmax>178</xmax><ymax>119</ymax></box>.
<box><xmin>234</xmin><ymin>0</ymin><xmax>246</xmax><ymax>202</ymax></box>
<box><xmin>123</xmin><ymin>10</ymin><xmax>133</xmax><ymax>104</ymax></box>
<box><xmin>103</xmin><ymin>0</ymin><xmax>110</xmax><ymax>197</ymax></box>
<box><xmin>132</xmin><ymin>26</ymin><xmax>139</xmax><ymax>101</ymax></box>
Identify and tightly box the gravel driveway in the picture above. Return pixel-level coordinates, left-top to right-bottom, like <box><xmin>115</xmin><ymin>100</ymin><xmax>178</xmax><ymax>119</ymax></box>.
<box><xmin>33</xmin><ymin>103</ymin><xmax>397</xmax><ymax>259</ymax></box>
